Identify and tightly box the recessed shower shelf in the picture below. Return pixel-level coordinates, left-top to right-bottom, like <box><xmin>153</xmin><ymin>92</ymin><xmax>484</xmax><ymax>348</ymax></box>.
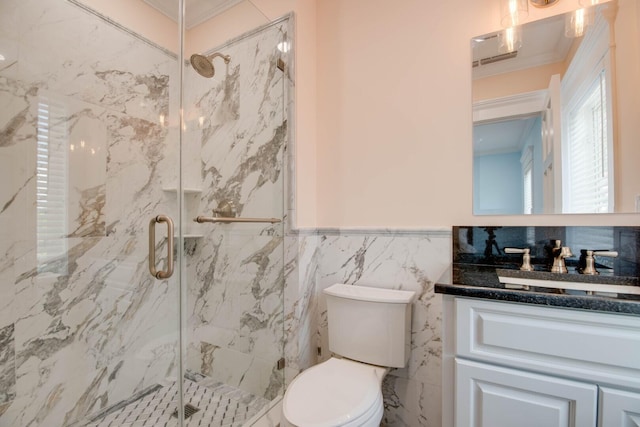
<box><xmin>162</xmin><ymin>187</ymin><xmax>202</xmax><ymax>194</ymax></box>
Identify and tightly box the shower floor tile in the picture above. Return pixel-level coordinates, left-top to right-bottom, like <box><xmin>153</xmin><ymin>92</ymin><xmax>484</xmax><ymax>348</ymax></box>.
<box><xmin>85</xmin><ymin>378</ymin><xmax>270</xmax><ymax>427</ymax></box>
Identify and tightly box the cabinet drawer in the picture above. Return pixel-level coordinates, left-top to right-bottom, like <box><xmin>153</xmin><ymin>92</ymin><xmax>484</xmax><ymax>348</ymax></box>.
<box><xmin>455</xmin><ymin>298</ymin><xmax>640</xmax><ymax>389</ymax></box>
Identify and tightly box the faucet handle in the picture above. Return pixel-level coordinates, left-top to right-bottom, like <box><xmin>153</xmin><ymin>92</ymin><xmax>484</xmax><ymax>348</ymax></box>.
<box><xmin>505</xmin><ymin>247</ymin><xmax>534</xmax><ymax>271</ymax></box>
<box><xmin>581</xmin><ymin>250</ymin><xmax>618</xmax><ymax>275</ymax></box>
<box><xmin>593</xmin><ymin>250</ymin><xmax>618</xmax><ymax>258</ymax></box>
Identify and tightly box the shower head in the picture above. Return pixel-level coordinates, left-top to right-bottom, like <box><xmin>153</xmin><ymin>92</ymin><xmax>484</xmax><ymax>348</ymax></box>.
<box><xmin>189</xmin><ymin>52</ymin><xmax>231</xmax><ymax>78</ymax></box>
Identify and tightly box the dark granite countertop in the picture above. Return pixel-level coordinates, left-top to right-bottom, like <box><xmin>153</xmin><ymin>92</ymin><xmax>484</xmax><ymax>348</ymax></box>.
<box><xmin>496</xmin><ymin>268</ymin><xmax>640</xmax><ymax>287</ymax></box>
<box><xmin>435</xmin><ymin>283</ymin><xmax>640</xmax><ymax>315</ymax></box>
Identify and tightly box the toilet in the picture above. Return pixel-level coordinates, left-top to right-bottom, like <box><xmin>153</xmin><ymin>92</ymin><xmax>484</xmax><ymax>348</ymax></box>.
<box><xmin>282</xmin><ymin>283</ymin><xmax>415</xmax><ymax>427</ymax></box>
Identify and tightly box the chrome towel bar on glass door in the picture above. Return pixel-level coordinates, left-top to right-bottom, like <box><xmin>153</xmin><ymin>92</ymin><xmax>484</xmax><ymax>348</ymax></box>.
<box><xmin>194</xmin><ymin>216</ymin><xmax>281</xmax><ymax>224</ymax></box>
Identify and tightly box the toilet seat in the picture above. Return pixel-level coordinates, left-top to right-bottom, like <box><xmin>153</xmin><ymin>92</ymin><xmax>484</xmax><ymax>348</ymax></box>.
<box><xmin>282</xmin><ymin>357</ymin><xmax>386</xmax><ymax>427</ymax></box>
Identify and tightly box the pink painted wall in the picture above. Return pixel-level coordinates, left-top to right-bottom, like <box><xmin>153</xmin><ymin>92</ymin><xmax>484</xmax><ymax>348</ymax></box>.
<box><xmin>314</xmin><ymin>0</ymin><xmax>639</xmax><ymax>227</ymax></box>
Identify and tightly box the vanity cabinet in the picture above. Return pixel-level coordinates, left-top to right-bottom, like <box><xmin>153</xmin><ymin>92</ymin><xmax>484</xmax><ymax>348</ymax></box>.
<box><xmin>442</xmin><ymin>296</ymin><xmax>640</xmax><ymax>427</ymax></box>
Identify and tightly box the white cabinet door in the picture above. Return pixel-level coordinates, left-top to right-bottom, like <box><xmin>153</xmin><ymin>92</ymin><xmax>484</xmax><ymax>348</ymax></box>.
<box><xmin>600</xmin><ymin>387</ymin><xmax>640</xmax><ymax>427</ymax></box>
<box><xmin>456</xmin><ymin>358</ymin><xmax>597</xmax><ymax>427</ymax></box>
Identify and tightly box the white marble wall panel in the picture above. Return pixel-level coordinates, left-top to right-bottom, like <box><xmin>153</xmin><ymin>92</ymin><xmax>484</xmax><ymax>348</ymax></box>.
<box><xmin>184</xmin><ymin>19</ymin><xmax>290</xmax><ymax>402</ymax></box>
<box><xmin>0</xmin><ymin>0</ymin><xmax>180</xmax><ymax>426</ymax></box>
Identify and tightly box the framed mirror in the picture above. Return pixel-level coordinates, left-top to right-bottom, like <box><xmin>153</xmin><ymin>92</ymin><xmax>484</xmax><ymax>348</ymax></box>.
<box><xmin>472</xmin><ymin>0</ymin><xmax>640</xmax><ymax>215</ymax></box>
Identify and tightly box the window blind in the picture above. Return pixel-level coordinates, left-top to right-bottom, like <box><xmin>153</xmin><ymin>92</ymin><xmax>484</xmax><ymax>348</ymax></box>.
<box><xmin>36</xmin><ymin>96</ymin><xmax>69</xmax><ymax>275</ymax></box>
<box><xmin>565</xmin><ymin>70</ymin><xmax>609</xmax><ymax>213</ymax></box>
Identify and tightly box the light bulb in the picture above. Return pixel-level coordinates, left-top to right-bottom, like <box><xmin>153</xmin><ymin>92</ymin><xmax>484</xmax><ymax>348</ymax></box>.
<box><xmin>499</xmin><ymin>26</ymin><xmax>523</xmax><ymax>53</ymax></box>
<box><xmin>565</xmin><ymin>8</ymin><xmax>593</xmax><ymax>38</ymax></box>
<box><xmin>501</xmin><ymin>0</ymin><xmax>528</xmax><ymax>28</ymax></box>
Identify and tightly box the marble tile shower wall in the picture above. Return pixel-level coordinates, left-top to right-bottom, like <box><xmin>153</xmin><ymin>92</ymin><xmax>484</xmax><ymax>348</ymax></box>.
<box><xmin>183</xmin><ymin>19</ymin><xmax>291</xmax><ymax>401</ymax></box>
<box><xmin>284</xmin><ymin>229</ymin><xmax>452</xmax><ymax>427</ymax></box>
<box><xmin>0</xmin><ymin>0</ymin><xmax>179</xmax><ymax>426</ymax></box>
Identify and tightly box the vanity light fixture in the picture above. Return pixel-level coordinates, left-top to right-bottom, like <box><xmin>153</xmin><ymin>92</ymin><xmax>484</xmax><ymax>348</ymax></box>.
<box><xmin>501</xmin><ymin>0</ymin><xmax>561</xmax><ymax>29</ymax></box>
<box><xmin>529</xmin><ymin>0</ymin><xmax>561</xmax><ymax>7</ymax></box>
<box><xmin>501</xmin><ymin>0</ymin><xmax>528</xmax><ymax>27</ymax></box>
<box><xmin>498</xmin><ymin>26</ymin><xmax>523</xmax><ymax>53</ymax></box>
<box><xmin>579</xmin><ymin>0</ymin><xmax>605</xmax><ymax>5</ymax></box>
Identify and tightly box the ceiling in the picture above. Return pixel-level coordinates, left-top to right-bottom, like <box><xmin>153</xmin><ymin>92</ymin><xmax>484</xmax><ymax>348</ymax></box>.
<box><xmin>143</xmin><ymin>0</ymin><xmax>245</xmax><ymax>29</ymax></box>
<box><xmin>474</xmin><ymin>116</ymin><xmax>540</xmax><ymax>156</ymax></box>
<box><xmin>472</xmin><ymin>13</ymin><xmax>574</xmax><ymax>79</ymax></box>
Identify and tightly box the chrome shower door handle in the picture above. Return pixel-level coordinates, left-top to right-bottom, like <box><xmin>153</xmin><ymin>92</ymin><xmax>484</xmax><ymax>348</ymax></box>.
<box><xmin>148</xmin><ymin>215</ymin><xmax>175</xmax><ymax>279</ymax></box>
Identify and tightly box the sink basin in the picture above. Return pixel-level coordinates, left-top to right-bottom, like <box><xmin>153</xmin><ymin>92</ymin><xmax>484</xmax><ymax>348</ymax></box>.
<box><xmin>496</xmin><ymin>269</ymin><xmax>640</xmax><ymax>296</ymax></box>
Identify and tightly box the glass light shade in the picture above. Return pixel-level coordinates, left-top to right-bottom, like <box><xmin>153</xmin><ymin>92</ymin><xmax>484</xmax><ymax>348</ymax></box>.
<box><xmin>565</xmin><ymin>8</ymin><xmax>594</xmax><ymax>37</ymax></box>
<box><xmin>501</xmin><ymin>0</ymin><xmax>528</xmax><ymax>27</ymax></box>
<box><xmin>498</xmin><ymin>26</ymin><xmax>523</xmax><ymax>53</ymax></box>
<box><xmin>578</xmin><ymin>0</ymin><xmax>605</xmax><ymax>6</ymax></box>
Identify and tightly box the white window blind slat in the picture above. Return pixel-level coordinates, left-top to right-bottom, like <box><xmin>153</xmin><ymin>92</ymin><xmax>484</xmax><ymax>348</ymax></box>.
<box><xmin>36</xmin><ymin>98</ymin><xmax>69</xmax><ymax>274</ymax></box>
<box><xmin>565</xmin><ymin>70</ymin><xmax>610</xmax><ymax>213</ymax></box>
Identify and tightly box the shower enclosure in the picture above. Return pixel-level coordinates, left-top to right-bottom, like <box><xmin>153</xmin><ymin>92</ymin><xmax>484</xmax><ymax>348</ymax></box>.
<box><xmin>0</xmin><ymin>0</ymin><xmax>290</xmax><ymax>425</ymax></box>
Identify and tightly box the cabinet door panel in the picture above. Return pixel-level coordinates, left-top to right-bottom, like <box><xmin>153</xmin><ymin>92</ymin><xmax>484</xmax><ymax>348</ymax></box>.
<box><xmin>600</xmin><ymin>387</ymin><xmax>640</xmax><ymax>427</ymax></box>
<box><xmin>456</xmin><ymin>358</ymin><xmax>597</xmax><ymax>427</ymax></box>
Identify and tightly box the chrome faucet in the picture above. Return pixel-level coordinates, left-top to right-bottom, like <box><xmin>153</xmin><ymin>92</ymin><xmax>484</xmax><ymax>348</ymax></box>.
<box><xmin>550</xmin><ymin>240</ymin><xmax>573</xmax><ymax>273</ymax></box>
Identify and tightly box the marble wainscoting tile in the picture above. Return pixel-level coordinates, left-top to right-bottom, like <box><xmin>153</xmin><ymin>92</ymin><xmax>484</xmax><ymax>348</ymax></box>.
<box><xmin>382</xmin><ymin>375</ymin><xmax>442</xmax><ymax>427</ymax></box>
<box><xmin>0</xmin><ymin>323</ymin><xmax>15</xmax><ymax>406</ymax></box>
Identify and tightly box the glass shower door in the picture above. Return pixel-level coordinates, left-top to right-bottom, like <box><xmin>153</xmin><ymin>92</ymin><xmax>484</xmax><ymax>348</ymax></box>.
<box><xmin>182</xmin><ymin>14</ymin><xmax>291</xmax><ymax>425</ymax></box>
<box><xmin>0</xmin><ymin>0</ymin><xmax>185</xmax><ymax>426</ymax></box>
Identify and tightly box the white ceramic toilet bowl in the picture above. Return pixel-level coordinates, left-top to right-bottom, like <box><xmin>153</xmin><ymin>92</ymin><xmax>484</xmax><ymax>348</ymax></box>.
<box><xmin>282</xmin><ymin>357</ymin><xmax>387</xmax><ymax>427</ymax></box>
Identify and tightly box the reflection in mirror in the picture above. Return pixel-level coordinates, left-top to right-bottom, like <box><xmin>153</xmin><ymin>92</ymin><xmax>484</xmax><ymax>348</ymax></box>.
<box><xmin>472</xmin><ymin>0</ymin><xmax>640</xmax><ymax>215</ymax></box>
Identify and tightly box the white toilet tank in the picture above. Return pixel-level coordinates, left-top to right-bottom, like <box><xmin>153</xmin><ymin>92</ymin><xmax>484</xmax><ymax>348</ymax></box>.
<box><xmin>323</xmin><ymin>284</ymin><xmax>415</xmax><ymax>368</ymax></box>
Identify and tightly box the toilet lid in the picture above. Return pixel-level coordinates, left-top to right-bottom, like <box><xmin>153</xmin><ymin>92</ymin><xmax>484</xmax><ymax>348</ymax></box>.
<box><xmin>283</xmin><ymin>358</ymin><xmax>385</xmax><ymax>427</ymax></box>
